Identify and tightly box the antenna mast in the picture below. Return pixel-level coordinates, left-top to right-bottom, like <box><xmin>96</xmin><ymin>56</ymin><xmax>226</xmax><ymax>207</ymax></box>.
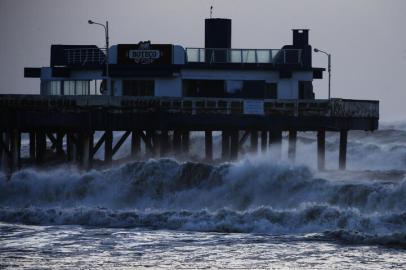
<box><xmin>210</xmin><ymin>6</ymin><xmax>213</xmax><ymax>18</ymax></box>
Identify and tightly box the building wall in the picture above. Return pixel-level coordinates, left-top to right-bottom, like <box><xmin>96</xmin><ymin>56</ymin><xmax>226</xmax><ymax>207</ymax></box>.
<box><xmin>155</xmin><ymin>77</ymin><xmax>182</xmax><ymax>97</ymax></box>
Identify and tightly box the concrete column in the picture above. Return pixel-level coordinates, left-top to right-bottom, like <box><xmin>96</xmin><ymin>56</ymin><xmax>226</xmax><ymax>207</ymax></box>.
<box><xmin>29</xmin><ymin>132</ymin><xmax>36</xmax><ymax>161</ymax></box>
<box><xmin>131</xmin><ymin>131</ymin><xmax>141</xmax><ymax>157</ymax></box>
<box><xmin>269</xmin><ymin>130</ymin><xmax>282</xmax><ymax>159</ymax></box>
<box><xmin>288</xmin><ymin>130</ymin><xmax>297</xmax><ymax>162</ymax></box>
<box><xmin>250</xmin><ymin>130</ymin><xmax>258</xmax><ymax>154</ymax></box>
<box><xmin>173</xmin><ymin>130</ymin><xmax>182</xmax><ymax>154</ymax></box>
<box><xmin>230</xmin><ymin>130</ymin><xmax>239</xmax><ymax>160</ymax></box>
<box><xmin>221</xmin><ymin>130</ymin><xmax>230</xmax><ymax>160</ymax></box>
<box><xmin>205</xmin><ymin>130</ymin><xmax>213</xmax><ymax>161</ymax></box>
<box><xmin>261</xmin><ymin>130</ymin><xmax>267</xmax><ymax>153</ymax></box>
<box><xmin>105</xmin><ymin>130</ymin><xmax>113</xmax><ymax>162</ymax></box>
<box><xmin>181</xmin><ymin>131</ymin><xmax>190</xmax><ymax>154</ymax></box>
<box><xmin>339</xmin><ymin>130</ymin><xmax>348</xmax><ymax>170</ymax></box>
<box><xmin>317</xmin><ymin>130</ymin><xmax>326</xmax><ymax>170</ymax></box>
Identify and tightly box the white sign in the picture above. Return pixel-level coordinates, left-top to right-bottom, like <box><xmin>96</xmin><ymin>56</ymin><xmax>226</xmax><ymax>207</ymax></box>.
<box><xmin>128</xmin><ymin>50</ymin><xmax>160</xmax><ymax>64</ymax></box>
<box><xmin>243</xmin><ymin>100</ymin><xmax>264</xmax><ymax>115</ymax></box>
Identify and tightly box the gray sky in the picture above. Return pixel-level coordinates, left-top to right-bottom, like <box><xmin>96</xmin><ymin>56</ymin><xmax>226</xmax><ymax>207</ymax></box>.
<box><xmin>0</xmin><ymin>0</ymin><xmax>405</xmax><ymax>120</ymax></box>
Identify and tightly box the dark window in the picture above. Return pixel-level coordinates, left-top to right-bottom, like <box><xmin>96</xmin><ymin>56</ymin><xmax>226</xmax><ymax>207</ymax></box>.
<box><xmin>183</xmin><ymin>80</ymin><xmax>225</xmax><ymax>97</ymax></box>
<box><xmin>123</xmin><ymin>80</ymin><xmax>154</xmax><ymax>96</ymax></box>
<box><xmin>264</xmin><ymin>83</ymin><xmax>277</xmax><ymax>99</ymax></box>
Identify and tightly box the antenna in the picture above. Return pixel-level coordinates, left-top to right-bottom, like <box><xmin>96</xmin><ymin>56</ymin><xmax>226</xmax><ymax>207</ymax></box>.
<box><xmin>210</xmin><ymin>6</ymin><xmax>213</xmax><ymax>18</ymax></box>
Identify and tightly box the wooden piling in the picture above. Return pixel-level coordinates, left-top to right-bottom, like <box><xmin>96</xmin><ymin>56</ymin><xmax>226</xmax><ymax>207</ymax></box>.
<box><xmin>288</xmin><ymin>130</ymin><xmax>297</xmax><ymax>162</ymax></box>
<box><xmin>131</xmin><ymin>131</ymin><xmax>141</xmax><ymax>157</ymax></box>
<box><xmin>205</xmin><ymin>130</ymin><xmax>213</xmax><ymax>161</ymax></box>
<box><xmin>10</xmin><ymin>129</ymin><xmax>20</xmax><ymax>171</ymax></box>
<box><xmin>339</xmin><ymin>130</ymin><xmax>348</xmax><ymax>170</ymax></box>
<box><xmin>35</xmin><ymin>131</ymin><xmax>46</xmax><ymax>164</ymax></box>
<box><xmin>105</xmin><ymin>130</ymin><xmax>113</xmax><ymax>162</ymax></box>
<box><xmin>160</xmin><ymin>130</ymin><xmax>169</xmax><ymax>157</ymax></box>
<box><xmin>317</xmin><ymin>130</ymin><xmax>326</xmax><ymax>170</ymax></box>
<box><xmin>221</xmin><ymin>130</ymin><xmax>230</xmax><ymax>160</ymax></box>
<box><xmin>230</xmin><ymin>130</ymin><xmax>239</xmax><ymax>160</ymax></box>
<box><xmin>269</xmin><ymin>130</ymin><xmax>282</xmax><ymax>159</ymax></box>
<box><xmin>261</xmin><ymin>130</ymin><xmax>268</xmax><ymax>153</ymax></box>
<box><xmin>29</xmin><ymin>132</ymin><xmax>36</xmax><ymax>161</ymax></box>
<box><xmin>181</xmin><ymin>131</ymin><xmax>190</xmax><ymax>154</ymax></box>
<box><xmin>250</xmin><ymin>130</ymin><xmax>258</xmax><ymax>154</ymax></box>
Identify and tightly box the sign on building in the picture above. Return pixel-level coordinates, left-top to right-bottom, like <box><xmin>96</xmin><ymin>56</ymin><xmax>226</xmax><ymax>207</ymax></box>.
<box><xmin>117</xmin><ymin>42</ymin><xmax>172</xmax><ymax>65</ymax></box>
<box><xmin>243</xmin><ymin>100</ymin><xmax>264</xmax><ymax>115</ymax></box>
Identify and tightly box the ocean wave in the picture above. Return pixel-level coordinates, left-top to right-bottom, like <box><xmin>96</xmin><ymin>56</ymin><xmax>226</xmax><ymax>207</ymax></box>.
<box><xmin>0</xmin><ymin>159</ymin><xmax>405</xmax><ymax>213</ymax></box>
<box><xmin>1</xmin><ymin>205</ymin><xmax>405</xmax><ymax>247</ymax></box>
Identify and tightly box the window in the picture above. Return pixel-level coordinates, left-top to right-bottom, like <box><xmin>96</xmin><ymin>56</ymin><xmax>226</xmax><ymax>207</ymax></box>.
<box><xmin>63</xmin><ymin>80</ymin><xmax>90</xmax><ymax>95</ymax></box>
<box><xmin>122</xmin><ymin>80</ymin><xmax>154</xmax><ymax>96</ymax></box>
<box><xmin>43</xmin><ymin>81</ymin><xmax>61</xmax><ymax>95</ymax></box>
<box><xmin>265</xmin><ymin>83</ymin><xmax>277</xmax><ymax>99</ymax></box>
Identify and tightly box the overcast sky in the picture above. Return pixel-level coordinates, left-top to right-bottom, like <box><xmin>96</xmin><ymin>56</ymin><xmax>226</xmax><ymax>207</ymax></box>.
<box><xmin>0</xmin><ymin>0</ymin><xmax>405</xmax><ymax>120</ymax></box>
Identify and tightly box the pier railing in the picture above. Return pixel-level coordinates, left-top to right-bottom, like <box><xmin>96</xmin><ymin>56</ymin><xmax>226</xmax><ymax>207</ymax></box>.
<box><xmin>0</xmin><ymin>95</ymin><xmax>379</xmax><ymax>118</ymax></box>
<box><xmin>64</xmin><ymin>48</ymin><xmax>107</xmax><ymax>66</ymax></box>
<box><xmin>186</xmin><ymin>48</ymin><xmax>303</xmax><ymax>65</ymax></box>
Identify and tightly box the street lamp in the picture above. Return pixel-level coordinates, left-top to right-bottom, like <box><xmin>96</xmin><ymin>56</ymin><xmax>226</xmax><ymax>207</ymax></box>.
<box><xmin>88</xmin><ymin>20</ymin><xmax>111</xmax><ymax>96</ymax></box>
<box><xmin>314</xmin><ymin>48</ymin><xmax>331</xmax><ymax>100</ymax></box>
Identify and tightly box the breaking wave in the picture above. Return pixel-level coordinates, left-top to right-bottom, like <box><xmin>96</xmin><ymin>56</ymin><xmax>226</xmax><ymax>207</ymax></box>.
<box><xmin>1</xmin><ymin>155</ymin><xmax>406</xmax><ymax>247</ymax></box>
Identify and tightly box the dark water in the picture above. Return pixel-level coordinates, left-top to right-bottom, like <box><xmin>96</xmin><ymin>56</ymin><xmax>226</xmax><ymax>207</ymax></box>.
<box><xmin>0</xmin><ymin>122</ymin><xmax>406</xmax><ymax>269</ymax></box>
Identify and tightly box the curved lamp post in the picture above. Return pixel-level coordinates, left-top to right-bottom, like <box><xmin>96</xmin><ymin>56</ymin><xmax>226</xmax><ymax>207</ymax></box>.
<box><xmin>314</xmin><ymin>48</ymin><xmax>331</xmax><ymax>100</ymax></box>
<box><xmin>88</xmin><ymin>20</ymin><xmax>111</xmax><ymax>96</ymax></box>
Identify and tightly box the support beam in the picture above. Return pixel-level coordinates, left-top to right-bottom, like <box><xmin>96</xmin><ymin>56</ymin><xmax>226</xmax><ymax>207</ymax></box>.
<box><xmin>221</xmin><ymin>130</ymin><xmax>230</xmax><ymax>160</ymax></box>
<box><xmin>230</xmin><ymin>130</ymin><xmax>239</xmax><ymax>160</ymax></box>
<box><xmin>105</xmin><ymin>130</ymin><xmax>113</xmax><ymax>162</ymax></box>
<box><xmin>145</xmin><ymin>130</ymin><xmax>155</xmax><ymax>156</ymax></box>
<box><xmin>317</xmin><ymin>130</ymin><xmax>326</xmax><ymax>170</ymax></box>
<box><xmin>288</xmin><ymin>130</ymin><xmax>297</xmax><ymax>162</ymax></box>
<box><xmin>269</xmin><ymin>130</ymin><xmax>282</xmax><ymax>159</ymax></box>
<box><xmin>205</xmin><ymin>130</ymin><xmax>213</xmax><ymax>161</ymax></box>
<box><xmin>238</xmin><ymin>131</ymin><xmax>250</xmax><ymax>150</ymax></box>
<box><xmin>112</xmin><ymin>131</ymin><xmax>131</xmax><ymax>156</ymax></box>
<box><xmin>250</xmin><ymin>130</ymin><xmax>258</xmax><ymax>154</ymax></box>
<box><xmin>339</xmin><ymin>130</ymin><xmax>348</xmax><ymax>170</ymax></box>
<box><xmin>91</xmin><ymin>132</ymin><xmax>106</xmax><ymax>158</ymax></box>
<box><xmin>261</xmin><ymin>130</ymin><xmax>267</xmax><ymax>153</ymax></box>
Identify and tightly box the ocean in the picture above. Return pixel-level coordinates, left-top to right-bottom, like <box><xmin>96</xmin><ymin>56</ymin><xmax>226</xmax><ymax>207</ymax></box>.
<box><xmin>0</xmin><ymin>122</ymin><xmax>405</xmax><ymax>269</ymax></box>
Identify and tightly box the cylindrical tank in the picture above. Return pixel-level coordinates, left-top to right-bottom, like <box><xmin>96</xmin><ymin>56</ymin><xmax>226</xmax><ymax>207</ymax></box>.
<box><xmin>205</xmin><ymin>18</ymin><xmax>231</xmax><ymax>48</ymax></box>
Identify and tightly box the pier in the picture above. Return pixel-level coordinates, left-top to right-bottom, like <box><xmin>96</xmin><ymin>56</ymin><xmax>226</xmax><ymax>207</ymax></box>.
<box><xmin>0</xmin><ymin>95</ymin><xmax>378</xmax><ymax>174</ymax></box>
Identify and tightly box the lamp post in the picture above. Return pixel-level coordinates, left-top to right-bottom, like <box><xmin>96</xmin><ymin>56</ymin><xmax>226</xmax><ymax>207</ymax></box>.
<box><xmin>314</xmin><ymin>48</ymin><xmax>331</xmax><ymax>100</ymax></box>
<box><xmin>88</xmin><ymin>20</ymin><xmax>111</xmax><ymax>96</ymax></box>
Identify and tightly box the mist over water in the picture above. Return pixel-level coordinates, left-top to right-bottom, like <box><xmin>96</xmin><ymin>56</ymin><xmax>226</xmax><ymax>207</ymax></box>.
<box><xmin>1</xmin><ymin>122</ymin><xmax>406</xmax><ymax>269</ymax></box>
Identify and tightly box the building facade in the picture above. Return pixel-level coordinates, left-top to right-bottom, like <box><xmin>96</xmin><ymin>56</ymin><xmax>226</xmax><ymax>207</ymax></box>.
<box><xmin>24</xmin><ymin>18</ymin><xmax>324</xmax><ymax>100</ymax></box>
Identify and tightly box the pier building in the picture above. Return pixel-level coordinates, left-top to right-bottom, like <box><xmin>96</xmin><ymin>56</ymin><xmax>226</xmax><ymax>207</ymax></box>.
<box><xmin>0</xmin><ymin>18</ymin><xmax>379</xmax><ymax>174</ymax></box>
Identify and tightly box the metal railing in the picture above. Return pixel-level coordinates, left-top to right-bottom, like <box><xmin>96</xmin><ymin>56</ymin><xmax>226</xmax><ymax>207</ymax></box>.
<box><xmin>64</xmin><ymin>48</ymin><xmax>107</xmax><ymax>66</ymax></box>
<box><xmin>186</xmin><ymin>48</ymin><xmax>303</xmax><ymax>65</ymax></box>
<box><xmin>0</xmin><ymin>95</ymin><xmax>379</xmax><ymax>118</ymax></box>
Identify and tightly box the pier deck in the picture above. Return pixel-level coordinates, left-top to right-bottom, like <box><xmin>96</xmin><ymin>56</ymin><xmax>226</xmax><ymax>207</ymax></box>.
<box><xmin>0</xmin><ymin>95</ymin><xmax>378</xmax><ymax>174</ymax></box>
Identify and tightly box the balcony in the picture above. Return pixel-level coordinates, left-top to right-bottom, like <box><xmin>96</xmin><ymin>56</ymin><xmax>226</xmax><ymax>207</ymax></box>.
<box><xmin>186</xmin><ymin>48</ymin><xmax>303</xmax><ymax>65</ymax></box>
<box><xmin>64</xmin><ymin>48</ymin><xmax>106</xmax><ymax>66</ymax></box>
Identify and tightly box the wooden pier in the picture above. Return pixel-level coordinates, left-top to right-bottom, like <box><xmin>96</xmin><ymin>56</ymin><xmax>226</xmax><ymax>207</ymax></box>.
<box><xmin>0</xmin><ymin>95</ymin><xmax>379</xmax><ymax>174</ymax></box>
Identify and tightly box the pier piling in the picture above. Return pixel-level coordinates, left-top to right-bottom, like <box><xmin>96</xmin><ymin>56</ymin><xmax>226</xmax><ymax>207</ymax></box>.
<box><xmin>317</xmin><ymin>130</ymin><xmax>326</xmax><ymax>170</ymax></box>
<box><xmin>205</xmin><ymin>130</ymin><xmax>213</xmax><ymax>161</ymax></box>
<box><xmin>339</xmin><ymin>130</ymin><xmax>348</xmax><ymax>170</ymax></box>
<box><xmin>288</xmin><ymin>130</ymin><xmax>297</xmax><ymax>162</ymax></box>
